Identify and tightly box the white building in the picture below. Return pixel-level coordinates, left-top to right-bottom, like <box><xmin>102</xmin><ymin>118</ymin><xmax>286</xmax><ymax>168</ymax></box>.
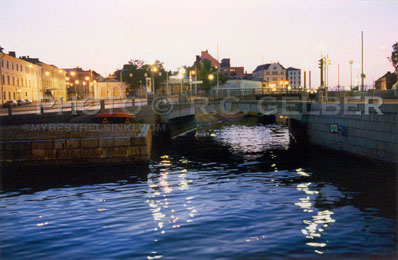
<box><xmin>215</xmin><ymin>79</ymin><xmax>262</xmax><ymax>95</ymax></box>
<box><xmin>286</xmin><ymin>67</ymin><xmax>301</xmax><ymax>89</ymax></box>
<box><xmin>252</xmin><ymin>62</ymin><xmax>287</xmax><ymax>88</ymax></box>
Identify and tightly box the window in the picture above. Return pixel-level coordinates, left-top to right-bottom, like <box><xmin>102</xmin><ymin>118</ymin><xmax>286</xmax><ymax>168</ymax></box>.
<box><xmin>6</xmin><ymin>61</ymin><xmax>9</xmax><ymax>69</ymax></box>
<box><xmin>272</xmin><ymin>71</ymin><xmax>278</xmax><ymax>75</ymax></box>
<box><xmin>21</xmin><ymin>78</ymin><xmax>24</xmax><ymax>87</ymax></box>
<box><xmin>20</xmin><ymin>64</ymin><xmax>23</xmax><ymax>71</ymax></box>
<box><xmin>281</xmin><ymin>72</ymin><xmax>284</xmax><ymax>75</ymax></box>
<box><xmin>7</xmin><ymin>76</ymin><xmax>10</xmax><ymax>85</ymax></box>
<box><xmin>11</xmin><ymin>63</ymin><xmax>14</xmax><ymax>70</ymax></box>
<box><xmin>1</xmin><ymin>75</ymin><xmax>4</xmax><ymax>84</ymax></box>
<box><xmin>273</xmin><ymin>67</ymin><xmax>276</xmax><ymax>70</ymax></box>
<box><xmin>13</xmin><ymin>92</ymin><xmax>15</xmax><ymax>99</ymax></box>
<box><xmin>16</xmin><ymin>64</ymin><xmax>18</xmax><ymax>71</ymax></box>
<box><xmin>17</xmin><ymin>78</ymin><xmax>19</xmax><ymax>86</ymax></box>
<box><xmin>8</xmin><ymin>92</ymin><xmax>11</xmax><ymax>99</ymax></box>
<box><xmin>12</xmin><ymin>77</ymin><xmax>15</xmax><ymax>85</ymax></box>
<box><xmin>3</xmin><ymin>91</ymin><xmax>5</xmax><ymax>99</ymax></box>
<box><xmin>25</xmin><ymin>92</ymin><xmax>27</xmax><ymax>97</ymax></box>
<box><xmin>266</xmin><ymin>72</ymin><xmax>270</xmax><ymax>75</ymax></box>
<box><xmin>1</xmin><ymin>59</ymin><xmax>3</xmax><ymax>67</ymax></box>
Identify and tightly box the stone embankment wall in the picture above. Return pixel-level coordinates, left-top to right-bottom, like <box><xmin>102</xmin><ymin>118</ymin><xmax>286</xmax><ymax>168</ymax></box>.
<box><xmin>0</xmin><ymin>124</ymin><xmax>152</xmax><ymax>166</ymax></box>
<box><xmin>300</xmin><ymin>103</ymin><xmax>397</xmax><ymax>164</ymax></box>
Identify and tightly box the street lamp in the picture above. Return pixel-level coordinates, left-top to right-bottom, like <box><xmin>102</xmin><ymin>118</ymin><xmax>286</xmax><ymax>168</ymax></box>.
<box><xmin>349</xmin><ymin>60</ymin><xmax>354</xmax><ymax>91</ymax></box>
<box><xmin>151</xmin><ymin>66</ymin><xmax>158</xmax><ymax>93</ymax></box>
<box><xmin>74</xmin><ymin>80</ymin><xmax>79</xmax><ymax>98</ymax></box>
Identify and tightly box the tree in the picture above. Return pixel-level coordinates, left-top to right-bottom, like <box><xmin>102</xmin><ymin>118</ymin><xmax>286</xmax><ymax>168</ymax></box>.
<box><xmin>115</xmin><ymin>59</ymin><xmax>168</xmax><ymax>93</ymax></box>
<box><xmin>195</xmin><ymin>59</ymin><xmax>227</xmax><ymax>92</ymax></box>
<box><xmin>388</xmin><ymin>42</ymin><xmax>398</xmax><ymax>73</ymax></box>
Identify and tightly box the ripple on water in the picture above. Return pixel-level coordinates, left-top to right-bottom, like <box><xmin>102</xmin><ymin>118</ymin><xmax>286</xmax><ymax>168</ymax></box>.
<box><xmin>0</xmin><ymin>121</ymin><xmax>396</xmax><ymax>259</ymax></box>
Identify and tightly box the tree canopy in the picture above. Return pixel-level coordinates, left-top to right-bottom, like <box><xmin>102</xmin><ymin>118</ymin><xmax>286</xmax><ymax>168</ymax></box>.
<box><xmin>114</xmin><ymin>59</ymin><xmax>168</xmax><ymax>91</ymax></box>
<box><xmin>195</xmin><ymin>59</ymin><xmax>227</xmax><ymax>92</ymax></box>
<box><xmin>388</xmin><ymin>42</ymin><xmax>398</xmax><ymax>73</ymax></box>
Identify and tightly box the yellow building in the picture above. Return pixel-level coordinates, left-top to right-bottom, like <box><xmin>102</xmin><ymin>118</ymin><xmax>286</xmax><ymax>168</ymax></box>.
<box><xmin>20</xmin><ymin>57</ymin><xmax>67</xmax><ymax>102</ymax></box>
<box><xmin>0</xmin><ymin>51</ymin><xmax>43</xmax><ymax>104</ymax></box>
<box><xmin>94</xmin><ymin>78</ymin><xmax>127</xmax><ymax>100</ymax></box>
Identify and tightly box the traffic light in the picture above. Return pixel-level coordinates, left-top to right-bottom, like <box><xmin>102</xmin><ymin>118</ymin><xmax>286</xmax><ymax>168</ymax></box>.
<box><xmin>318</xmin><ymin>59</ymin><xmax>323</xmax><ymax>69</ymax></box>
<box><xmin>327</xmin><ymin>58</ymin><xmax>331</xmax><ymax>66</ymax></box>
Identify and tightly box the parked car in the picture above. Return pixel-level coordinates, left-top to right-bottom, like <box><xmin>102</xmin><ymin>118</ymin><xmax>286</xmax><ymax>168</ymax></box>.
<box><xmin>17</xmin><ymin>99</ymin><xmax>26</xmax><ymax>106</ymax></box>
<box><xmin>24</xmin><ymin>99</ymin><xmax>33</xmax><ymax>105</ymax></box>
<box><xmin>3</xmin><ymin>100</ymin><xmax>17</xmax><ymax>108</ymax></box>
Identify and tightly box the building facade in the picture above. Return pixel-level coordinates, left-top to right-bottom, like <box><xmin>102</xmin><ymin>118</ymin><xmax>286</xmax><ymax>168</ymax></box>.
<box><xmin>0</xmin><ymin>51</ymin><xmax>43</xmax><ymax>104</ymax></box>
<box><xmin>252</xmin><ymin>62</ymin><xmax>287</xmax><ymax>88</ymax></box>
<box><xmin>94</xmin><ymin>78</ymin><xmax>127</xmax><ymax>99</ymax></box>
<box><xmin>375</xmin><ymin>72</ymin><xmax>397</xmax><ymax>90</ymax></box>
<box><xmin>286</xmin><ymin>67</ymin><xmax>301</xmax><ymax>89</ymax></box>
<box><xmin>20</xmin><ymin>57</ymin><xmax>67</xmax><ymax>102</ymax></box>
<box><xmin>220</xmin><ymin>58</ymin><xmax>244</xmax><ymax>79</ymax></box>
<box><xmin>195</xmin><ymin>50</ymin><xmax>220</xmax><ymax>68</ymax></box>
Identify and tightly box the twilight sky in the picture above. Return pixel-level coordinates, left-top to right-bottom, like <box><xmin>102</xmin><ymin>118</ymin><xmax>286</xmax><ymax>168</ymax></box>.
<box><xmin>1</xmin><ymin>0</ymin><xmax>397</xmax><ymax>88</ymax></box>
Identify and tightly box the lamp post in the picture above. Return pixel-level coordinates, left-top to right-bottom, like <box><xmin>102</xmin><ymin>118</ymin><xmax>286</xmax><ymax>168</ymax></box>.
<box><xmin>349</xmin><ymin>60</ymin><xmax>354</xmax><ymax>91</ymax></box>
<box><xmin>208</xmin><ymin>74</ymin><xmax>214</xmax><ymax>96</ymax></box>
<box><xmin>178</xmin><ymin>67</ymin><xmax>186</xmax><ymax>97</ymax></box>
<box><xmin>151</xmin><ymin>66</ymin><xmax>158</xmax><ymax>94</ymax></box>
<box><xmin>75</xmin><ymin>79</ymin><xmax>79</xmax><ymax>99</ymax></box>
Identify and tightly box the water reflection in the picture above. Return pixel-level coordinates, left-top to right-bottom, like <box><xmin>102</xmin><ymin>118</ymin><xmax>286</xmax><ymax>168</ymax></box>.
<box><xmin>294</xmin><ymin>176</ymin><xmax>336</xmax><ymax>254</ymax></box>
<box><xmin>0</xmin><ymin>118</ymin><xmax>396</xmax><ymax>259</ymax></box>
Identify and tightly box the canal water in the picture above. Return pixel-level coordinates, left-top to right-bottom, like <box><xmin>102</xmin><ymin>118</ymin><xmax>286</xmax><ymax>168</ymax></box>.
<box><xmin>0</xmin><ymin>118</ymin><xmax>397</xmax><ymax>259</ymax></box>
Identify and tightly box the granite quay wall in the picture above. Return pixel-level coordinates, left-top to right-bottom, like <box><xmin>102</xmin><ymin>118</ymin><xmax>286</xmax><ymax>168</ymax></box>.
<box><xmin>299</xmin><ymin>103</ymin><xmax>397</xmax><ymax>164</ymax></box>
<box><xmin>0</xmin><ymin>124</ymin><xmax>152</xmax><ymax>167</ymax></box>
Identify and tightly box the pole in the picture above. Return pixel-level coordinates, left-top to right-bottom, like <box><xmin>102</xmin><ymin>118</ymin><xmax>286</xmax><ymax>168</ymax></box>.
<box><xmin>194</xmin><ymin>66</ymin><xmax>197</xmax><ymax>96</ymax></box>
<box><xmin>338</xmin><ymin>64</ymin><xmax>340</xmax><ymax>91</ymax></box>
<box><xmin>166</xmin><ymin>71</ymin><xmax>169</xmax><ymax>96</ymax></box>
<box><xmin>304</xmin><ymin>70</ymin><xmax>307</xmax><ymax>89</ymax></box>
<box><xmin>326</xmin><ymin>55</ymin><xmax>329</xmax><ymax>88</ymax></box>
<box><xmin>217</xmin><ymin>43</ymin><xmax>219</xmax><ymax>89</ymax></box>
<box><xmin>361</xmin><ymin>31</ymin><xmax>364</xmax><ymax>91</ymax></box>
<box><xmin>309</xmin><ymin>70</ymin><xmax>311</xmax><ymax>89</ymax></box>
<box><xmin>350</xmin><ymin>62</ymin><xmax>353</xmax><ymax>90</ymax></box>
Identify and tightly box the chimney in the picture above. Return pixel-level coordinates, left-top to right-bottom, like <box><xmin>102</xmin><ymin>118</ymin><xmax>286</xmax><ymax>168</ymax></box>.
<box><xmin>9</xmin><ymin>51</ymin><xmax>16</xmax><ymax>57</ymax></box>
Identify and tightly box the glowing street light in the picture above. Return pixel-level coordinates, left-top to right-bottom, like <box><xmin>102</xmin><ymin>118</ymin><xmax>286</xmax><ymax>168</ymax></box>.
<box><xmin>85</xmin><ymin>76</ymin><xmax>90</xmax><ymax>81</ymax></box>
<box><xmin>178</xmin><ymin>67</ymin><xmax>186</xmax><ymax>75</ymax></box>
<box><xmin>45</xmin><ymin>71</ymin><xmax>50</xmax><ymax>76</ymax></box>
<box><xmin>208</xmin><ymin>74</ymin><xmax>214</xmax><ymax>81</ymax></box>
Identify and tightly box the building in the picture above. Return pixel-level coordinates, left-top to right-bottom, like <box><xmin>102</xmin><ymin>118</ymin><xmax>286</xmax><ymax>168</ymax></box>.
<box><xmin>375</xmin><ymin>72</ymin><xmax>397</xmax><ymax>90</ymax></box>
<box><xmin>286</xmin><ymin>67</ymin><xmax>301</xmax><ymax>89</ymax></box>
<box><xmin>63</xmin><ymin>67</ymin><xmax>101</xmax><ymax>99</ymax></box>
<box><xmin>94</xmin><ymin>77</ymin><xmax>127</xmax><ymax>99</ymax></box>
<box><xmin>220</xmin><ymin>58</ymin><xmax>244</xmax><ymax>79</ymax></box>
<box><xmin>252</xmin><ymin>62</ymin><xmax>287</xmax><ymax>88</ymax></box>
<box><xmin>195</xmin><ymin>50</ymin><xmax>220</xmax><ymax>68</ymax></box>
<box><xmin>20</xmin><ymin>56</ymin><xmax>67</xmax><ymax>102</ymax></box>
<box><xmin>0</xmin><ymin>50</ymin><xmax>43</xmax><ymax>104</ymax></box>
<box><xmin>214</xmin><ymin>79</ymin><xmax>262</xmax><ymax>96</ymax></box>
